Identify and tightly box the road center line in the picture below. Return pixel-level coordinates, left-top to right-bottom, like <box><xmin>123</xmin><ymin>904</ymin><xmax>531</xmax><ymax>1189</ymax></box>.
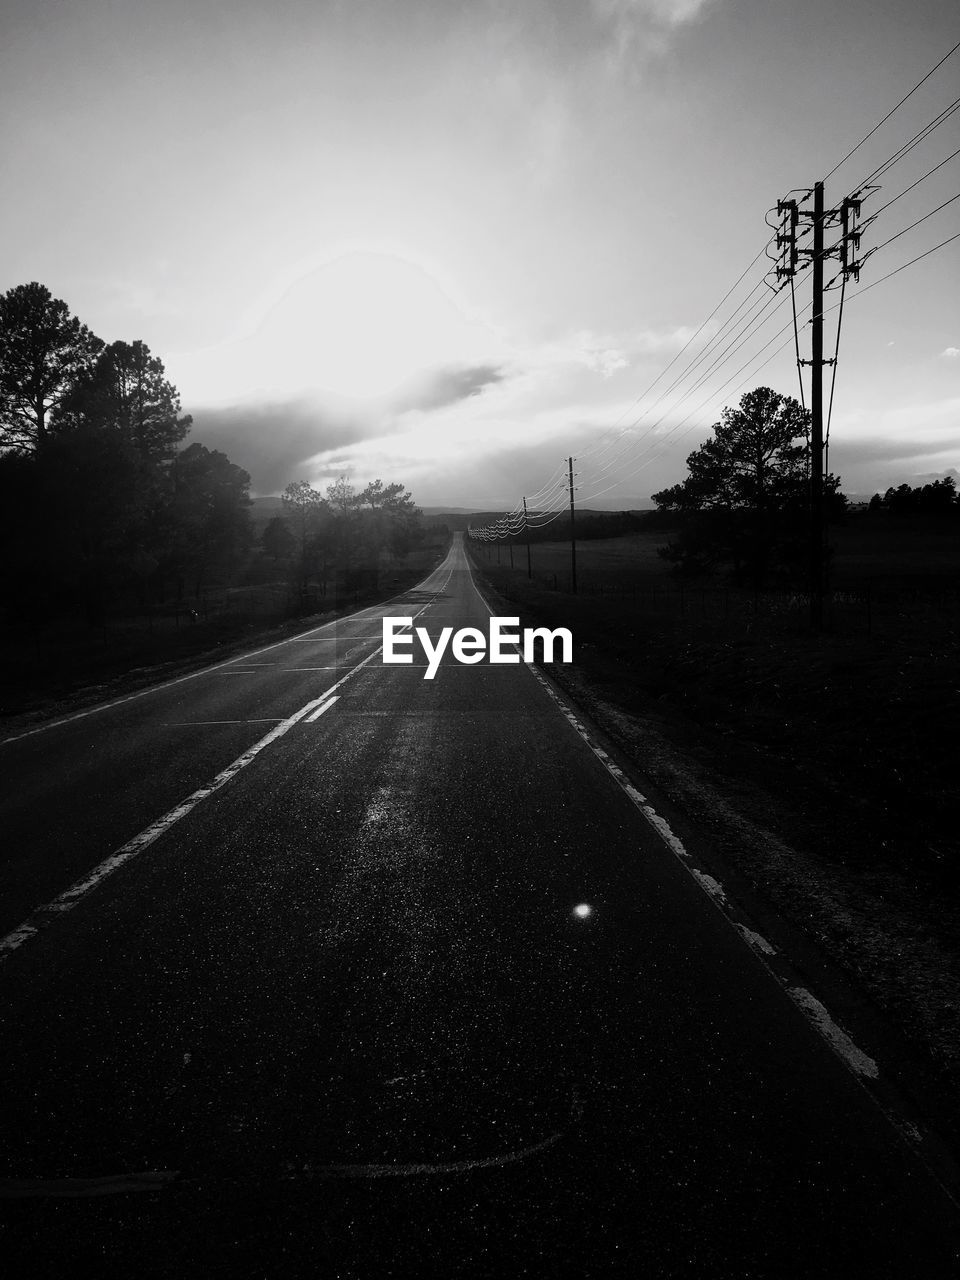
<box><xmin>0</xmin><ymin>693</ymin><xmax>325</xmax><ymax>963</ymax></box>
<box><xmin>161</xmin><ymin>719</ymin><xmax>286</xmax><ymax>726</ymax></box>
<box><xmin>305</xmin><ymin>696</ymin><xmax>338</xmax><ymax>723</ymax></box>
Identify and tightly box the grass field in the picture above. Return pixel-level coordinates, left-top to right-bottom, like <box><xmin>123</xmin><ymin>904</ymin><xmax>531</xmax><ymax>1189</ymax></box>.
<box><xmin>479</xmin><ymin>516</ymin><xmax>960</xmax><ymax>582</ymax></box>
<box><xmin>469</xmin><ymin>520</ymin><xmax>960</xmax><ymax>892</ymax></box>
<box><xmin>470</xmin><ymin>524</ymin><xmax>960</xmax><ymax>1110</ymax></box>
<box><xmin>474</xmin><ymin>517</ymin><xmax>960</xmax><ymax>634</ymax></box>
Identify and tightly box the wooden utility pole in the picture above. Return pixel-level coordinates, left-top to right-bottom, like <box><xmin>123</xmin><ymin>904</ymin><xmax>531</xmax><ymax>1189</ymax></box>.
<box><xmin>523</xmin><ymin>496</ymin><xmax>532</xmax><ymax>578</ymax></box>
<box><xmin>810</xmin><ymin>180</ymin><xmax>825</xmax><ymax>629</ymax></box>
<box><xmin>568</xmin><ymin>457</ymin><xmax>578</xmax><ymax>596</ymax></box>
<box><xmin>778</xmin><ymin>179</ymin><xmax>864</xmax><ymax>629</ymax></box>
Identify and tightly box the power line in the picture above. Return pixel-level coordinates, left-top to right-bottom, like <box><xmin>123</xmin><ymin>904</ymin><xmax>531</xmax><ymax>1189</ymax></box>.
<box><xmin>871</xmin><ymin>144</ymin><xmax>960</xmax><ymax>216</ymax></box>
<box><xmin>576</xmin><ymin>303</ymin><xmax>812</xmax><ymax>504</ymax></box>
<box><xmin>790</xmin><ymin>270</ymin><xmax>806</xmax><ymax>411</ymax></box>
<box><xmin>825</xmin><ymin>35</ymin><xmax>960</xmax><ymax>181</ymax></box>
<box><xmin>835</xmin><ymin>228</ymin><xmax>960</xmax><ymax>303</ymax></box>
<box><xmin>866</xmin><ymin>190</ymin><xmax>960</xmax><ymax>257</ymax></box>
<box><xmin>478</xmin><ymin>38</ymin><xmax>960</xmax><ymax>528</ymax></box>
<box><xmin>853</xmin><ymin>96</ymin><xmax>960</xmax><ymax>191</ymax></box>
<box><xmin>578</xmin><ymin>276</ymin><xmax>794</xmax><ymax>489</ymax></box>
<box><xmin>824</xmin><ymin>272</ymin><xmax>847</xmax><ymax>475</ymax></box>
<box><xmin>576</xmin><ymin>241</ymin><xmax>775</xmax><ymax>463</ymax></box>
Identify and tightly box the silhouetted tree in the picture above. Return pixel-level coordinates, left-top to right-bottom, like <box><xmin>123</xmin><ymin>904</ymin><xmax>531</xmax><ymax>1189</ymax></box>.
<box><xmin>0</xmin><ymin>282</ymin><xmax>103</xmax><ymax>453</ymax></box>
<box><xmin>653</xmin><ymin>386</ymin><xmax>845</xmax><ymax>585</ymax></box>
<box><xmin>874</xmin><ymin>476</ymin><xmax>958</xmax><ymax>516</ymax></box>
<box><xmin>57</xmin><ymin>339</ymin><xmax>191</xmax><ymax>461</ymax></box>
<box><xmin>0</xmin><ymin>426</ymin><xmax>151</xmax><ymax>621</ymax></box>
<box><xmin>165</xmin><ymin>444</ymin><xmax>252</xmax><ymax>597</ymax></box>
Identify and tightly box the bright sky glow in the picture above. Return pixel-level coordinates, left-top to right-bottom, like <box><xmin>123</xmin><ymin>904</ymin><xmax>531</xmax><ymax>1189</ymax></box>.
<box><xmin>176</xmin><ymin>248</ymin><xmax>507</xmax><ymax>403</ymax></box>
<box><xmin>2</xmin><ymin>0</ymin><xmax>957</xmax><ymax>504</ymax></box>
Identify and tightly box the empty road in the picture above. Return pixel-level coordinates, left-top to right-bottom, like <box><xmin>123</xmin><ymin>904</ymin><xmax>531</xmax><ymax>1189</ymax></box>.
<box><xmin>0</xmin><ymin>534</ymin><xmax>957</xmax><ymax>1277</ymax></box>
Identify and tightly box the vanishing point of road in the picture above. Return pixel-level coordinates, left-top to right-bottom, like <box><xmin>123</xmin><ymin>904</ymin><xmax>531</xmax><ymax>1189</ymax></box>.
<box><xmin>0</xmin><ymin>534</ymin><xmax>957</xmax><ymax>1277</ymax></box>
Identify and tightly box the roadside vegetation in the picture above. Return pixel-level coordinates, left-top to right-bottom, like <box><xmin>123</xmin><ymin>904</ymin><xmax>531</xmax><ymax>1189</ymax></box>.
<box><xmin>0</xmin><ymin>282</ymin><xmax>447</xmax><ymax>718</ymax></box>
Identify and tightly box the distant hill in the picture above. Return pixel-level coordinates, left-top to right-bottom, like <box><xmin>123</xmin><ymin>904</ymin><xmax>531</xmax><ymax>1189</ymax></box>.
<box><xmin>422</xmin><ymin>503</ymin><xmax>654</xmax><ymax>517</ymax></box>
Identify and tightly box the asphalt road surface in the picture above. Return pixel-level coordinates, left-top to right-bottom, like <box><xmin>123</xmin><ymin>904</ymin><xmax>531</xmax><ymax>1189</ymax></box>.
<box><xmin>1</xmin><ymin>534</ymin><xmax>958</xmax><ymax>1278</ymax></box>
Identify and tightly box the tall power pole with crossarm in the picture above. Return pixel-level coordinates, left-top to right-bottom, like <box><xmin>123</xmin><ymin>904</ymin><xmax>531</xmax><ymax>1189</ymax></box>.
<box><xmin>773</xmin><ymin>180</ymin><xmax>864</xmax><ymax>627</ymax></box>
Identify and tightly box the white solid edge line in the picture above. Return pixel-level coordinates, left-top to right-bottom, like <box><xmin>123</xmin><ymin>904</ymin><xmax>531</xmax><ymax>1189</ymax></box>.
<box><xmin>463</xmin><ymin>546</ymin><xmax>882</xmax><ymax>1084</ymax></box>
<box><xmin>0</xmin><ymin>586</ymin><xmax>445</xmax><ymax>963</ymax></box>
<box><xmin>0</xmin><ymin>553</ymin><xmax>455</xmax><ymax>747</ymax></box>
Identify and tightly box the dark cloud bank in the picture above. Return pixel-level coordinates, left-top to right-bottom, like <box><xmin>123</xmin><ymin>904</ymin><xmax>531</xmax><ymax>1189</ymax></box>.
<box><xmin>186</xmin><ymin>363</ymin><xmax>508</xmax><ymax>494</ymax></box>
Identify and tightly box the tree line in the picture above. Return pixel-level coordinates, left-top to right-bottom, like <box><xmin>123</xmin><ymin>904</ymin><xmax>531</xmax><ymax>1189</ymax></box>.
<box><xmin>648</xmin><ymin>385</ymin><xmax>958</xmax><ymax>584</ymax></box>
<box><xmin>269</xmin><ymin>476</ymin><xmax>424</xmax><ymax>601</ymax></box>
<box><xmin>868</xmin><ymin>477</ymin><xmax>959</xmax><ymax>516</ymax></box>
<box><xmin>0</xmin><ymin>282</ymin><xmax>425</xmax><ymax>627</ymax></box>
<box><xmin>485</xmin><ymin>509</ymin><xmax>650</xmax><ymax>547</ymax></box>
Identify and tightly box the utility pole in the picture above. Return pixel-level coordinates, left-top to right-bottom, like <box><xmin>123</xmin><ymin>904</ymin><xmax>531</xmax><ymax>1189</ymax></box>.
<box><xmin>810</xmin><ymin>179</ymin><xmax>825</xmax><ymax>629</ymax></box>
<box><xmin>522</xmin><ymin>496</ymin><xmax>532</xmax><ymax>579</ymax></box>
<box><xmin>775</xmin><ymin>180</ymin><xmax>864</xmax><ymax>630</ymax></box>
<box><xmin>568</xmin><ymin>457</ymin><xmax>577</xmax><ymax>596</ymax></box>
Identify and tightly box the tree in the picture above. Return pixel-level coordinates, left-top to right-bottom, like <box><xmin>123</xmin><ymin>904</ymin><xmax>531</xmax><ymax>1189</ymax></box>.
<box><xmin>164</xmin><ymin>444</ymin><xmax>252</xmax><ymax>597</ymax></box>
<box><xmin>326</xmin><ymin>475</ymin><xmax>357</xmax><ymax>516</ymax></box>
<box><xmin>261</xmin><ymin>515</ymin><xmax>296</xmax><ymax>562</ymax></box>
<box><xmin>652</xmin><ymin>386</ymin><xmax>844</xmax><ymax>585</ymax></box>
<box><xmin>281</xmin><ymin>480</ymin><xmax>330</xmax><ymax>591</ymax></box>
<box><xmin>653</xmin><ymin>387</ymin><xmax>809</xmax><ymax>515</ymax></box>
<box><xmin>358</xmin><ymin>478</ymin><xmax>421</xmax><ymax>558</ymax></box>
<box><xmin>0</xmin><ymin>426</ymin><xmax>152</xmax><ymax>622</ymax></box>
<box><xmin>0</xmin><ymin>282</ymin><xmax>103</xmax><ymax>453</ymax></box>
<box><xmin>281</xmin><ymin>480</ymin><xmax>327</xmax><ymax>557</ymax></box>
<box><xmin>57</xmin><ymin>339</ymin><xmax>191</xmax><ymax>461</ymax></box>
<box><xmin>876</xmin><ymin>476</ymin><xmax>958</xmax><ymax>516</ymax></box>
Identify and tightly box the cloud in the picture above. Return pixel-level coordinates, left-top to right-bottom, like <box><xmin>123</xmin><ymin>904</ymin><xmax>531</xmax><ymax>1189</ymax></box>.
<box><xmin>911</xmin><ymin>467</ymin><xmax>960</xmax><ymax>484</ymax></box>
<box><xmin>828</xmin><ymin>436</ymin><xmax>960</xmax><ymax>467</ymax></box>
<box><xmin>940</xmin><ymin>347</ymin><xmax>960</xmax><ymax>360</ymax></box>
<box><xmin>188</xmin><ymin>363</ymin><xmax>508</xmax><ymax>495</ymax></box>
<box><xmin>391</xmin><ymin>363</ymin><xmax>508</xmax><ymax>414</ymax></box>
<box><xmin>588</xmin><ymin>0</ymin><xmax>716</xmax><ymax>66</ymax></box>
<box><xmin>187</xmin><ymin>398</ymin><xmax>381</xmax><ymax>495</ymax></box>
<box><xmin>591</xmin><ymin>0</ymin><xmax>715</xmax><ymax>29</ymax></box>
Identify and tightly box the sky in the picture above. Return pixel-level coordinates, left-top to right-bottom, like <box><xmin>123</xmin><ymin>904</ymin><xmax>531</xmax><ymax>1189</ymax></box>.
<box><xmin>2</xmin><ymin>0</ymin><xmax>958</xmax><ymax>509</ymax></box>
